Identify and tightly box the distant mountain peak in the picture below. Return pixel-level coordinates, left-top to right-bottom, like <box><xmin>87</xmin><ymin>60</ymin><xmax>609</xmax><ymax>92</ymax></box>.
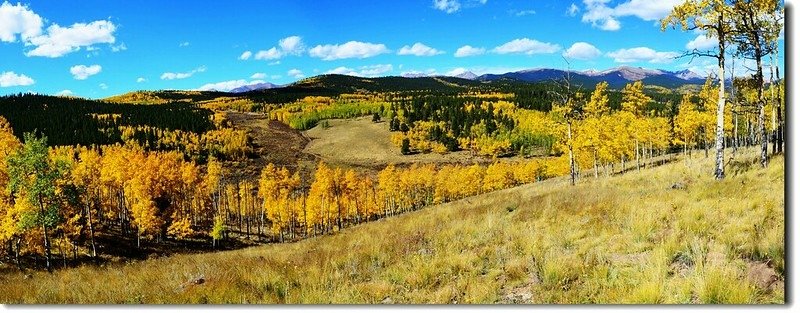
<box><xmin>453</xmin><ymin>71</ymin><xmax>478</xmax><ymax>80</ymax></box>
<box><xmin>229</xmin><ymin>82</ymin><xmax>280</xmax><ymax>93</ymax></box>
<box><xmin>673</xmin><ymin>69</ymin><xmax>706</xmax><ymax>81</ymax></box>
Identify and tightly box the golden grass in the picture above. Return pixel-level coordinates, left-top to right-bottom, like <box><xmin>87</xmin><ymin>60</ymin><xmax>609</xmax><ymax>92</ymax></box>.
<box><xmin>0</xmin><ymin>150</ymin><xmax>784</xmax><ymax>304</ymax></box>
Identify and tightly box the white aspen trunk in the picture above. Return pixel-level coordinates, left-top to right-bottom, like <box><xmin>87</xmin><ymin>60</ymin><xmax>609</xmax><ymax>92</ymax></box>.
<box><xmin>714</xmin><ymin>52</ymin><xmax>726</xmax><ymax>180</ymax></box>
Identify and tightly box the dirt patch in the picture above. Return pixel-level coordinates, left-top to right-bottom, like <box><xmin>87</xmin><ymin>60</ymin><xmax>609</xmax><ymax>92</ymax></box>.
<box><xmin>746</xmin><ymin>261</ymin><xmax>782</xmax><ymax>291</ymax></box>
<box><xmin>225</xmin><ymin>112</ymin><xmax>318</xmax><ymax>182</ymax></box>
<box><xmin>499</xmin><ymin>272</ymin><xmax>539</xmax><ymax>304</ymax></box>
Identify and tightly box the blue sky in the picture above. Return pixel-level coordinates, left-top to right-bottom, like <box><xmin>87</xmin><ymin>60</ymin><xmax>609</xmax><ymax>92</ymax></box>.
<box><xmin>0</xmin><ymin>0</ymin><xmax>785</xmax><ymax>98</ymax></box>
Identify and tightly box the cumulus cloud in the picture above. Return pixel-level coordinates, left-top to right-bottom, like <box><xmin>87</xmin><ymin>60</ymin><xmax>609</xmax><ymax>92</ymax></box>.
<box><xmin>160</xmin><ymin>66</ymin><xmax>206</xmax><ymax>80</ymax></box>
<box><xmin>70</xmin><ymin>64</ymin><xmax>102</xmax><ymax>80</ymax></box>
<box><xmin>454</xmin><ymin>45</ymin><xmax>485</xmax><ymax>57</ymax></box>
<box><xmin>197</xmin><ymin>79</ymin><xmax>265</xmax><ymax>92</ymax></box>
<box><xmin>288</xmin><ymin>69</ymin><xmax>304</xmax><ymax>79</ymax></box>
<box><xmin>492</xmin><ymin>38</ymin><xmax>560</xmax><ymax>55</ymax></box>
<box><xmin>26</xmin><ymin>20</ymin><xmax>117</xmax><ymax>57</ymax></box>
<box><xmin>98</xmin><ymin>83</ymin><xmax>108</xmax><ymax>90</ymax></box>
<box><xmin>326</xmin><ymin>64</ymin><xmax>393</xmax><ymax>77</ymax></box>
<box><xmin>309</xmin><ymin>41</ymin><xmax>390</xmax><ymax>60</ymax></box>
<box><xmin>179</xmin><ymin>41</ymin><xmax>190</xmax><ymax>47</ymax></box>
<box><xmin>0</xmin><ymin>71</ymin><xmax>35</xmax><ymax>87</ymax></box>
<box><xmin>250</xmin><ymin>72</ymin><xmax>267</xmax><ymax>79</ymax></box>
<box><xmin>606</xmin><ymin>47</ymin><xmax>679</xmax><ymax>63</ymax></box>
<box><xmin>278</xmin><ymin>35</ymin><xmax>304</xmax><ymax>55</ymax></box>
<box><xmin>686</xmin><ymin>34</ymin><xmax>718</xmax><ymax>50</ymax></box>
<box><xmin>1</xmin><ymin>2</ymin><xmax>117</xmax><ymax>57</ymax></box>
<box><xmin>136</xmin><ymin>77</ymin><xmax>146</xmax><ymax>83</ymax></box>
<box><xmin>581</xmin><ymin>0</ymin><xmax>682</xmax><ymax>31</ymax></box>
<box><xmin>239</xmin><ymin>50</ymin><xmax>252</xmax><ymax>60</ymax></box>
<box><xmin>614</xmin><ymin>0</ymin><xmax>683</xmax><ymax>21</ymax></box>
<box><xmin>244</xmin><ymin>35</ymin><xmax>305</xmax><ymax>61</ymax></box>
<box><xmin>254</xmin><ymin>47</ymin><xmax>282</xmax><ymax>60</ymax></box>
<box><xmin>0</xmin><ymin>2</ymin><xmax>43</xmax><ymax>42</ymax></box>
<box><xmin>397</xmin><ymin>43</ymin><xmax>443</xmax><ymax>56</ymax></box>
<box><xmin>563</xmin><ymin>42</ymin><xmax>602</xmax><ymax>60</ymax></box>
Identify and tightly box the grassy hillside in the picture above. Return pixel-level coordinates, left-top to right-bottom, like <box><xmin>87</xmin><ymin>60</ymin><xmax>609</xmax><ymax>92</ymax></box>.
<box><xmin>0</xmin><ymin>151</ymin><xmax>783</xmax><ymax>304</ymax></box>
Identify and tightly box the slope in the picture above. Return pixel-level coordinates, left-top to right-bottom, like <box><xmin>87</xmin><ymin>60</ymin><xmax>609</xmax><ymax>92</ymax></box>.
<box><xmin>0</xmin><ymin>151</ymin><xmax>783</xmax><ymax>304</ymax></box>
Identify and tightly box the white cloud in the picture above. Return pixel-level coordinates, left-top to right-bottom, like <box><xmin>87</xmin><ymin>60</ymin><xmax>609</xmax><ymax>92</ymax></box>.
<box><xmin>397</xmin><ymin>42</ymin><xmax>443</xmax><ymax>56</ymax></box>
<box><xmin>111</xmin><ymin>42</ymin><xmax>126</xmax><ymax>52</ymax></box>
<box><xmin>248</xmin><ymin>35</ymin><xmax>305</xmax><ymax>61</ymax></box>
<box><xmin>136</xmin><ymin>77</ymin><xmax>146</xmax><ymax>83</ymax></box>
<box><xmin>514</xmin><ymin>10</ymin><xmax>536</xmax><ymax>16</ymax></box>
<box><xmin>309</xmin><ymin>41</ymin><xmax>390</xmax><ymax>60</ymax></box>
<box><xmin>179</xmin><ymin>41</ymin><xmax>190</xmax><ymax>47</ymax></box>
<box><xmin>679</xmin><ymin>57</ymin><xmax>763</xmax><ymax>79</ymax></box>
<box><xmin>250</xmin><ymin>72</ymin><xmax>267</xmax><ymax>79</ymax></box>
<box><xmin>255</xmin><ymin>47</ymin><xmax>282</xmax><ymax>60</ymax></box>
<box><xmin>271</xmin><ymin>75</ymin><xmax>282</xmax><ymax>80</ymax></box>
<box><xmin>401</xmin><ymin>69</ymin><xmax>439</xmax><ymax>77</ymax></box>
<box><xmin>326</xmin><ymin>64</ymin><xmax>394</xmax><ymax>77</ymax></box>
<box><xmin>239</xmin><ymin>50</ymin><xmax>252</xmax><ymax>60</ymax></box>
<box><xmin>0</xmin><ymin>2</ymin><xmax>43</xmax><ymax>42</ymax></box>
<box><xmin>598</xmin><ymin>18</ymin><xmax>621</xmax><ymax>31</ymax></box>
<box><xmin>288</xmin><ymin>69</ymin><xmax>304</xmax><ymax>79</ymax></box>
<box><xmin>492</xmin><ymin>38</ymin><xmax>560</xmax><ymax>55</ymax></box>
<box><xmin>563</xmin><ymin>42</ymin><xmax>602</xmax><ymax>60</ymax></box>
<box><xmin>1</xmin><ymin>3</ymin><xmax>117</xmax><ymax>57</ymax></box>
<box><xmin>160</xmin><ymin>66</ymin><xmax>206</xmax><ymax>80</ymax></box>
<box><xmin>581</xmin><ymin>0</ymin><xmax>682</xmax><ymax>31</ymax></box>
<box><xmin>278</xmin><ymin>35</ymin><xmax>304</xmax><ymax>55</ymax></box>
<box><xmin>0</xmin><ymin>71</ymin><xmax>34</xmax><ymax>87</ymax></box>
<box><xmin>686</xmin><ymin>34</ymin><xmax>718</xmax><ymax>50</ymax></box>
<box><xmin>582</xmin><ymin>0</ymin><xmax>620</xmax><ymax>31</ymax></box>
<box><xmin>269</xmin><ymin>60</ymin><xmax>281</xmax><ymax>66</ymax></box>
<box><xmin>433</xmin><ymin>0</ymin><xmax>461</xmax><ymax>13</ymax></box>
<box><xmin>614</xmin><ymin>0</ymin><xmax>683</xmax><ymax>21</ymax></box>
<box><xmin>445</xmin><ymin>68</ymin><xmax>470</xmax><ymax>76</ymax></box>
<box><xmin>326</xmin><ymin>66</ymin><xmax>358</xmax><ymax>76</ymax></box>
<box><xmin>98</xmin><ymin>83</ymin><xmax>108</xmax><ymax>90</ymax></box>
<box><xmin>607</xmin><ymin>47</ymin><xmax>679</xmax><ymax>63</ymax></box>
<box><xmin>567</xmin><ymin>3</ymin><xmax>580</xmax><ymax>16</ymax></box>
<box><xmin>55</xmin><ymin>89</ymin><xmax>73</xmax><ymax>96</ymax></box>
<box><xmin>70</xmin><ymin>64</ymin><xmax>102</xmax><ymax>80</ymax></box>
<box><xmin>359</xmin><ymin>64</ymin><xmax>393</xmax><ymax>76</ymax></box>
<box><xmin>454</xmin><ymin>45</ymin><xmax>485</xmax><ymax>57</ymax></box>
<box><xmin>25</xmin><ymin>20</ymin><xmax>117</xmax><ymax>57</ymax></box>
<box><xmin>453</xmin><ymin>66</ymin><xmax>526</xmax><ymax>76</ymax></box>
<box><xmin>197</xmin><ymin>79</ymin><xmax>265</xmax><ymax>92</ymax></box>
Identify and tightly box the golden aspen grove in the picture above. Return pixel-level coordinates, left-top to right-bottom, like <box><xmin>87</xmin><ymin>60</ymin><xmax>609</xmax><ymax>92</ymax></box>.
<box><xmin>0</xmin><ymin>0</ymin><xmax>787</xmax><ymax>305</ymax></box>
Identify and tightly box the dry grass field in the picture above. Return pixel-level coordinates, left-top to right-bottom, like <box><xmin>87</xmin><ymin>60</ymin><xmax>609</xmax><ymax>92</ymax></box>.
<box><xmin>0</xmin><ymin>150</ymin><xmax>783</xmax><ymax>304</ymax></box>
<box><xmin>303</xmin><ymin>117</ymin><xmax>488</xmax><ymax>169</ymax></box>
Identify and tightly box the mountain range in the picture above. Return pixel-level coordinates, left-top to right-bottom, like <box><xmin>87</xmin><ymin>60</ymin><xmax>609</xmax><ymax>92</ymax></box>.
<box><xmin>227</xmin><ymin>66</ymin><xmax>706</xmax><ymax>93</ymax></box>
<box><xmin>229</xmin><ymin>82</ymin><xmax>281</xmax><ymax>93</ymax></box>
<box><xmin>475</xmin><ymin>66</ymin><xmax>707</xmax><ymax>88</ymax></box>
